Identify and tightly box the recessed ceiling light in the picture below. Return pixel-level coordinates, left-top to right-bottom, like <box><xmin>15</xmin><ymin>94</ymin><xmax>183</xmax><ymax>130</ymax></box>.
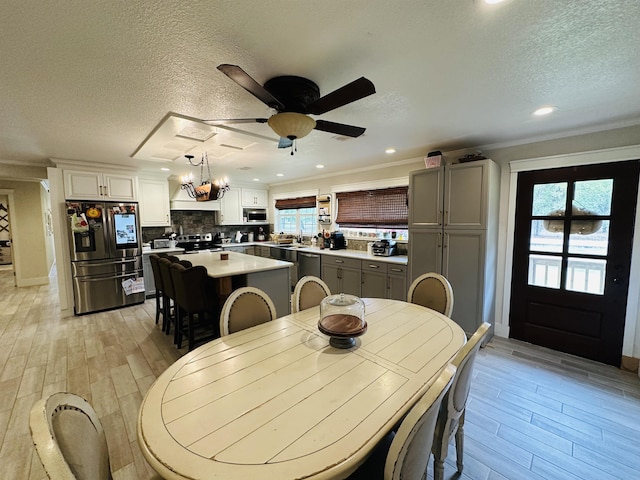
<box><xmin>533</xmin><ymin>106</ymin><xmax>556</xmax><ymax>116</ymax></box>
<box><xmin>276</xmin><ymin>173</ymin><xmax>284</xmax><ymax>177</ymax></box>
<box><xmin>253</xmin><ymin>178</ymin><xmax>260</xmax><ymax>182</ymax></box>
<box><xmin>316</xmin><ymin>164</ymin><xmax>325</xmax><ymax>169</ymax></box>
<box><xmin>160</xmin><ymin>167</ymin><xmax>170</xmax><ymax>171</ymax></box>
<box><xmin>485</xmin><ymin>0</ymin><xmax>506</xmax><ymax>4</ymax></box>
<box><xmin>385</xmin><ymin>148</ymin><xmax>396</xmax><ymax>154</ymax></box>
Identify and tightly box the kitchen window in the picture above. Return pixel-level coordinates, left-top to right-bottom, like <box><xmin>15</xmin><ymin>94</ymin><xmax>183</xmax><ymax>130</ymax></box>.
<box><xmin>275</xmin><ymin>196</ymin><xmax>317</xmax><ymax>235</ymax></box>
<box><xmin>335</xmin><ymin>186</ymin><xmax>408</xmax><ymax>228</ymax></box>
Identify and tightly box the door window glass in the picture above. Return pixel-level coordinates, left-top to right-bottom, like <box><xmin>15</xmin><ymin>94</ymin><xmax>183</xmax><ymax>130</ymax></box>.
<box><xmin>530</xmin><ymin>220</ymin><xmax>563</xmax><ymax>253</ymax></box>
<box><xmin>566</xmin><ymin>258</ymin><xmax>606</xmax><ymax>295</ymax></box>
<box><xmin>573</xmin><ymin>179</ymin><xmax>613</xmax><ymax>215</ymax></box>
<box><xmin>528</xmin><ymin>254</ymin><xmax>561</xmax><ymax>289</ymax></box>
<box><xmin>532</xmin><ymin>182</ymin><xmax>567</xmax><ymax>216</ymax></box>
<box><xmin>568</xmin><ymin>220</ymin><xmax>609</xmax><ymax>255</ymax></box>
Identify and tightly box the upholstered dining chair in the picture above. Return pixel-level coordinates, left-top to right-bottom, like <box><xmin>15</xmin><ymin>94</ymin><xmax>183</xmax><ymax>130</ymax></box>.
<box><xmin>432</xmin><ymin>322</ymin><xmax>491</xmax><ymax>480</ymax></box>
<box><xmin>30</xmin><ymin>392</ymin><xmax>112</xmax><ymax>480</ymax></box>
<box><xmin>347</xmin><ymin>364</ymin><xmax>456</xmax><ymax>480</ymax></box>
<box><xmin>219</xmin><ymin>286</ymin><xmax>277</xmax><ymax>336</ymax></box>
<box><xmin>292</xmin><ymin>275</ymin><xmax>331</xmax><ymax>313</ymax></box>
<box><xmin>171</xmin><ymin>262</ymin><xmax>218</xmax><ymax>350</ymax></box>
<box><xmin>407</xmin><ymin>272</ymin><xmax>454</xmax><ymax>317</ymax></box>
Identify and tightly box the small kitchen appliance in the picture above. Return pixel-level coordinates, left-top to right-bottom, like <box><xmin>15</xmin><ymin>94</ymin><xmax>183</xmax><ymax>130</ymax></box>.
<box><xmin>153</xmin><ymin>238</ymin><xmax>171</xmax><ymax>249</ymax></box>
<box><xmin>372</xmin><ymin>239</ymin><xmax>397</xmax><ymax>256</ymax></box>
<box><xmin>329</xmin><ymin>232</ymin><xmax>346</xmax><ymax>250</ymax></box>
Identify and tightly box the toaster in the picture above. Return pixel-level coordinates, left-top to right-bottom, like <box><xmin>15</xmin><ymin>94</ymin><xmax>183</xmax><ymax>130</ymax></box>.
<box><xmin>153</xmin><ymin>238</ymin><xmax>171</xmax><ymax>249</ymax></box>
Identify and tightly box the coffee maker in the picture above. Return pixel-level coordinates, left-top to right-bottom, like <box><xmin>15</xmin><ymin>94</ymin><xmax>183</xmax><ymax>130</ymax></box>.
<box><xmin>329</xmin><ymin>232</ymin><xmax>346</xmax><ymax>250</ymax></box>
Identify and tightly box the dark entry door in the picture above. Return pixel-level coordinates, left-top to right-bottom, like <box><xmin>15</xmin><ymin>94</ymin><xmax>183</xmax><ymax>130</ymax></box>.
<box><xmin>509</xmin><ymin>160</ymin><xmax>639</xmax><ymax>366</ymax></box>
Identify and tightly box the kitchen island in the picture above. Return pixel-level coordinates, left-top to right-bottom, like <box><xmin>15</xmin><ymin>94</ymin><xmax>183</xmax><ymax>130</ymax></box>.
<box><xmin>177</xmin><ymin>250</ymin><xmax>292</xmax><ymax>317</ymax></box>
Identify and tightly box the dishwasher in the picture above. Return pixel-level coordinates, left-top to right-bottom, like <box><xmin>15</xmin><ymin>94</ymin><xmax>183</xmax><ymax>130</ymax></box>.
<box><xmin>298</xmin><ymin>251</ymin><xmax>321</xmax><ymax>279</ymax></box>
<box><xmin>271</xmin><ymin>246</ymin><xmax>299</xmax><ymax>289</ymax></box>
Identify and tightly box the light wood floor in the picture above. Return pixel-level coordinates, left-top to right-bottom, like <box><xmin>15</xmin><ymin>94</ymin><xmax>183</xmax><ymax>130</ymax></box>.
<box><xmin>1</xmin><ymin>265</ymin><xmax>639</xmax><ymax>479</ymax></box>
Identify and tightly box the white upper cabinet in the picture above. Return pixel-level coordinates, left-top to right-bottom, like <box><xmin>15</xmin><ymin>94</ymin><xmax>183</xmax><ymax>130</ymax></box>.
<box><xmin>139</xmin><ymin>179</ymin><xmax>171</xmax><ymax>226</ymax></box>
<box><xmin>241</xmin><ymin>188</ymin><xmax>268</xmax><ymax>207</ymax></box>
<box><xmin>220</xmin><ymin>189</ymin><xmax>243</xmax><ymax>225</ymax></box>
<box><xmin>64</xmin><ymin>170</ymin><xmax>137</xmax><ymax>201</ymax></box>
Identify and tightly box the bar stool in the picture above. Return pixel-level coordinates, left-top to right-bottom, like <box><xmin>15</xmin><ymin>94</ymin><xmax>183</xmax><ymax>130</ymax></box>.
<box><xmin>171</xmin><ymin>263</ymin><xmax>218</xmax><ymax>350</ymax></box>
<box><xmin>148</xmin><ymin>253</ymin><xmax>168</xmax><ymax>326</ymax></box>
<box><xmin>157</xmin><ymin>256</ymin><xmax>181</xmax><ymax>334</ymax></box>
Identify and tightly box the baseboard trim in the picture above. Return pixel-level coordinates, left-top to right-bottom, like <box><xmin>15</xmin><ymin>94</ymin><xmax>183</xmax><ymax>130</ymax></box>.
<box><xmin>16</xmin><ymin>276</ymin><xmax>50</xmax><ymax>287</ymax></box>
<box><xmin>621</xmin><ymin>355</ymin><xmax>639</xmax><ymax>373</ymax></box>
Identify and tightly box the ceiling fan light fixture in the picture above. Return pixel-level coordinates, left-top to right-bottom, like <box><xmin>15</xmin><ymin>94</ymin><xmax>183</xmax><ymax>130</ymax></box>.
<box><xmin>267</xmin><ymin>112</ymin><xmax>316</xmax><ymax>140</ymax></box>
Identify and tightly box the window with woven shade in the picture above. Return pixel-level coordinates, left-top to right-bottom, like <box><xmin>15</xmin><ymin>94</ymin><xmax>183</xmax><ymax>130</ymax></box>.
<box><xmin>335</xmin><ymin>186</ymin><xmax>408</xmax><ymax>228</ymax></box>
<box><xmin>274</xmin><ymin>196</ymin><xmax>316</xmax><ymax>210</ymax></box>
<box><xmin>274</xmin><ymin>195</ymin><xmax>317</xmax><ymax>235</ymax></box>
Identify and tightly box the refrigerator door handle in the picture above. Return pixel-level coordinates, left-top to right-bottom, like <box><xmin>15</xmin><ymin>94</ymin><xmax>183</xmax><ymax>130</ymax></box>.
<box><xmin>77</xmin><ymin>271</ymin><xmax>142</xmax><ymax>281</ymax></box>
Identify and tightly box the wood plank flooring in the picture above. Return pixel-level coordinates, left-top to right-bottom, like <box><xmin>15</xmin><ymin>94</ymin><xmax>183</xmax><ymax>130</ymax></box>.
<box><xmin>1</xmin><ymin>264</ymin><xmax>639</xmax><ymax>479</ymax></box>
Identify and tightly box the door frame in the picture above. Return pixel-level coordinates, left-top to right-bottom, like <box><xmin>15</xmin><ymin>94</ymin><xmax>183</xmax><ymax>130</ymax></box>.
<box><xmin>496</xmin><ymin>144</ymin><xmax>640</xmax><ymax>361</ymax></box>
<box><xmin>0</xmin><ymin>189</ymin><xmax>18</xmax><ymax>286</ymax></box>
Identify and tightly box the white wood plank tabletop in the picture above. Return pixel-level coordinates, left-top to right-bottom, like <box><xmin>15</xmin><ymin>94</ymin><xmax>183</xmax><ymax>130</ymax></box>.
<box><xmin>137</xmin><ymin>298</ymin><xmax>466</xmax><ymax>480</ymax></box>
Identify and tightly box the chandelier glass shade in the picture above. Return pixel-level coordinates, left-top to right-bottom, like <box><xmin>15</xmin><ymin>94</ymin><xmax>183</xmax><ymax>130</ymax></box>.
<box><xmin>180</xmin><ymin>153</ymin><xmax>230</xmax><ymax>201</ymax></box>
<box><xmin>267</xmin><ymin>112</ymin><xmax>316</xmax><ymax>140</ymax></box>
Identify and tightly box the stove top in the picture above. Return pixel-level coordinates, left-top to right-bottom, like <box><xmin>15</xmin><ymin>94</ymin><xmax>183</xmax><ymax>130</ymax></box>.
<box><xmin>175</xmin><ymin>233</ymin><xmax>221</xmax><ymax>251</ymax></box>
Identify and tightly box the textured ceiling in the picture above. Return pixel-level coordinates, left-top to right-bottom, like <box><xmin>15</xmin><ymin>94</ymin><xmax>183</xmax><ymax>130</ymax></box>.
<box><xmin>1</xmin><ymin>0</ymin><xmax>640</xmax><ymax>185</ymax></box>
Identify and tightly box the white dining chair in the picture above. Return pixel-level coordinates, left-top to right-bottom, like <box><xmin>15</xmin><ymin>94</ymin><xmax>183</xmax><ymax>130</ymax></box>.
<box><xmin>348</xmin><ymin>364</ymin><xmax>457</xmax><ymax>480</ymax></box>
<box><xmin>292</xmin><ymin>275</ymin><xmax>331</xmax><ymax>313</ymax></box>
<box><xmin>407</xmin><ymin>272</ymin><xmax>454</xmax><ymax>317</ymax></box>
<box><xmin>432</xmin><ymin>322</ymin><xmax>491</xmax><ymax>480</ymax></box>
<box><xmin>29</xmin><ymin>392</ymin><xmax>112</xmax><ymax>480</ymax></box>
<box><xmin>219</xmin><ymin>286</ymin><xmax>277</xmax><ymax>336</ymax></box>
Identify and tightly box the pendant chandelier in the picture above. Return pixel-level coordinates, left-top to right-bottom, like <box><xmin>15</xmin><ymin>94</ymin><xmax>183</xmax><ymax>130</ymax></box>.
<box><xmin>180</xmin><ymin>153</ymin><xmax>230</xmax><ymax>202</ymax></box>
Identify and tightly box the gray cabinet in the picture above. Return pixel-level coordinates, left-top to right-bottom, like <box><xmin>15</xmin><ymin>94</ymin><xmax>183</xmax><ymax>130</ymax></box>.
<box><xmin>387</xmin><ymin>264</ymin><xmax>408</xmax><ymax>301</ymax></box>
<box><xmin>361</xmin><ymin>260</ymin><xmax>390</xmax><ymax>298</ymax></box>
<box><xmin>321</xmin><ymin>256</ymin><xmax>361</xmax><ymax>296</ymax></box>
<box><xmin>409</xmin><ymin>159</ymin><xmax>499</xmax><ymax>334</ymax></box>
<box><xmin>361</xmin><ymin>260</ymin><xmax>407</xmax><ymax>300</ymax></box>
<box><xmin>142</xmin><ymin>253</ymin><xmax>153</xmax><ymax>297</ymax></box>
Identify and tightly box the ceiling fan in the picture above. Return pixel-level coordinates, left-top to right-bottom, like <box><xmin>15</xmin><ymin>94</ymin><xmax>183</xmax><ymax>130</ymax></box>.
<box><xmin>204</xmin><ymin>64</ymin><xmax>376</xmax><ymax>152</ymax></box>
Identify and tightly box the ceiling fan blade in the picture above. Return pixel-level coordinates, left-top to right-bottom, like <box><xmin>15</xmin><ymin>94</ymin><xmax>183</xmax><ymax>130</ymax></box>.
<box><xmin>217</xmin><ymin>64</ymin><xmax>285</xmax><ymax>110</ymax></box>
<box><xmin>202</xmin><ymin>118</ymin><xmax>268</xmax><ymax>125</ymax></box>
<box><xmin>314</xmin><ymin>120</ymin><xmax>366</xmax><ymax>137</ymax></box>
<box><xmin>278</xmin><ymin>137</ymin><xmax>293</xmax><ymax>149</ymax></box>
<box><xmin>306</xmin><ymin>77</ymin><xmax>375</xmax><ymax>115</ymax></box>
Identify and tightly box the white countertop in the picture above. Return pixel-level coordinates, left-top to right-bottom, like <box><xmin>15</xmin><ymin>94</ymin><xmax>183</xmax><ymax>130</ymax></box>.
<box><xmin>247</xmin><ymin>242</ymin><xmax>409</xmax><ymax>265</ymax></box>
<box><xmin>142</xmin><ymin>246</ymin><xmax>185</xmax><ymax>255</ymax></box>
<box><xmin>176</xmin><ymin>250</ymin><xmax>292</xmax><ymax>278</ymax></box>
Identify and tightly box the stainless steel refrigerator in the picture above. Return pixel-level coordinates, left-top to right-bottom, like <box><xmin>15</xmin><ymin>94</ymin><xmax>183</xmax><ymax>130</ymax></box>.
<box><xmin>66</xmin><ymin>201</ymin><xmax>144</xmax><ymax>315</ymax></box>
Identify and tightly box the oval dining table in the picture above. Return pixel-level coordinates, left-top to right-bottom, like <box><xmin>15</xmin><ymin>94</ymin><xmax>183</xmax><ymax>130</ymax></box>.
<box><xmin>137</xmin><ymin>298</ymin><xmax>466</xmax><ymax>480</ymax></box>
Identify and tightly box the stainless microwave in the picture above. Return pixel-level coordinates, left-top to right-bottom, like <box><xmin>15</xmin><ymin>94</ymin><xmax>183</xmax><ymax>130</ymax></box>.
<box><xmin>244</xmin><ymin>209</ymin><xmax>268</xmax><ymax>223</ymax></box>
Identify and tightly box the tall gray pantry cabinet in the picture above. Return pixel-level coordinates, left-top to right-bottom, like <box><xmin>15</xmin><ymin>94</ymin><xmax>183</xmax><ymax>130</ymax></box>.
<box><xmin>408</xmin><ymin>159</ymin><xmax>500</xmax><ymax>335</ymax></box>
